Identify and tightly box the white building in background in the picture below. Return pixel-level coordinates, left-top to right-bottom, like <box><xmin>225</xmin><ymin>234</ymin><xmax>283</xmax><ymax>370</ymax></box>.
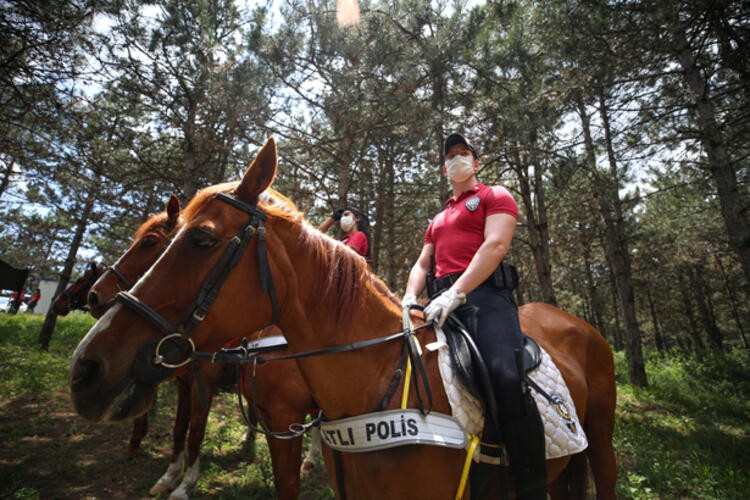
<box><xmin>33</xmin><ymin>279</ymin><xmax>58</xmax><ymax>315</ymax></box>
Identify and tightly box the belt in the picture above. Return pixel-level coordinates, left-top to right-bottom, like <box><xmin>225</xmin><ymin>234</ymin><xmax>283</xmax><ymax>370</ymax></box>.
<box><xmin>429</xmin><ymin>262</ymin><xmax>518</xmax><ymax>297</ymax></box>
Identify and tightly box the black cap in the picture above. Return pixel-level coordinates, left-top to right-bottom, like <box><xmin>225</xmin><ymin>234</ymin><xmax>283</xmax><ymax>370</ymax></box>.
<box><xmin>347</xmin><ymin>207</ymin><xmax>369</xmax><ymax>230</ymax></box>
<box><xmin>444</xmin><ymin>133</ymin><xmax>478</xmax><ymax>159</ymax></box>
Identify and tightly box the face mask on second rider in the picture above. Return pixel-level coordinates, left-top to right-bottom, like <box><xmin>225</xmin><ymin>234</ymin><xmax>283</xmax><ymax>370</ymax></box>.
<box><xmin>340</xmin><ymin>215</ymin><xmax>356</xmax><ymax>232</ymax></box>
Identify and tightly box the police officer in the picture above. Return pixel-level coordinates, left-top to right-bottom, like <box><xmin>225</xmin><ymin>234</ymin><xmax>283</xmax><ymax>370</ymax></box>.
<box><xmin>403</xmin><ymin>133</ymin><xmax>546</xmax><ymax>499</ymax></box>
<box><xmin>319</xmin><ymin>207</ymin><xmax>370</xmax><ymax>258</ymax></box>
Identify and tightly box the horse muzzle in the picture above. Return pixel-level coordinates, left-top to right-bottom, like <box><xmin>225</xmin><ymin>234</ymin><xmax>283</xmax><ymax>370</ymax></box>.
<box><xmin>70</xmin><ymin>352</ymin><xmax>157</xmax><ymax>422</ymax></box>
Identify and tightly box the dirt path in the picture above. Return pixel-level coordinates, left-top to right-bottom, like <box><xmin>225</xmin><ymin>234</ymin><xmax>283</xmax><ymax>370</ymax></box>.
<box><xmin>0</xmin><ymin>388</ymin><xmax>330</xmax><ymax>499</ymax></box>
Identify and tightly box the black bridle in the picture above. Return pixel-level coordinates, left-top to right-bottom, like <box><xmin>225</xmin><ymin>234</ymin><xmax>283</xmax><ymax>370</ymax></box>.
<box><xmin>59</xmin><ymin>264</ymin><xmax>104</xmax><ymax>311</ymax></box>
<box><xmin>100</xmin><ymin>220</ymin><xmax>178</xmax><ymax>293</ymax></box>
<box><xmin>100</xmin><ymin>264</ymin><xmax>133</xmax><ymax>290</ymax></box>
<box><xmin>116</xmin><ymin>192</ymin><xmax>280</xmax><ymax>383</ymax></box>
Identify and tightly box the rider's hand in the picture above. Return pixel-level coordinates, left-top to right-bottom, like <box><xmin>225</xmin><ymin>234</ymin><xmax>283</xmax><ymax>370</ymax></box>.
<box><xmin>401</xmin><ymin>293</ymin><xmax>418</xmax><ymax>310</ymax></box>
<box><xmin>331</xmin><ymin>209</ymin><xmax>344</xmax><ymax>220</ymax></box>
<box><xmin>424</xmin><ymin>287</ymin><xmax>466</xmax><ymax>327</ymax></box>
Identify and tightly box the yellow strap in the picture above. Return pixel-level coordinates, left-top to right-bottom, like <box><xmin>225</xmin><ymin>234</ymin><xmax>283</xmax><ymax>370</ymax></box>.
<box><xmin>400</xmin><ymin>315</ymin><xmax>473</xmax><ymax>498</ymax></box>
<box><xmin>456</xmin><ymin>434</ymin><xmax>480</xmax><ymax>499</ymax></box>
<box><xmin>401</xmin><ymin>358</ymin><xmax>413</xmax><ymax>409</ymax></box>
<box><xmin>400</xmin><ymin>319</ymin><xmax>415</xmax><ymax>408</ymax></box>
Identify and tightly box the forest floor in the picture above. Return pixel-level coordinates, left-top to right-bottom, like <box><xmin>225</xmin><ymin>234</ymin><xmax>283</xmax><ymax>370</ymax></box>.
<box><xmin>0</xmin><ymin>386</ymin><xmax>332</xmax><ymax>499</ymax></box>
<box><xmin>2</xmin><ymin>313</ymin><xmax>749</xmax><ymax>499</ymax></box>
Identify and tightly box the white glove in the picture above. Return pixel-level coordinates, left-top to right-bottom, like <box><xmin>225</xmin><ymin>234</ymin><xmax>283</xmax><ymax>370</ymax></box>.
<box><xmin>424</xmin><ymin>287</ymin><xmax>466</xmax><ymax>327</ymax></box>
<box><xmin>401</xmin><ymin>293</ymin><xmax>418</xmax><ymax>310</ymax></box>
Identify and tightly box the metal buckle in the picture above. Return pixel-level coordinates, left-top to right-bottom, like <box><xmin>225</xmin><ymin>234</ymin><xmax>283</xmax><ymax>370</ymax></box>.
<box><xmin>153</xmin><ymin>333</ymin><xmax>195</xmax><ymax>369</ymax></box>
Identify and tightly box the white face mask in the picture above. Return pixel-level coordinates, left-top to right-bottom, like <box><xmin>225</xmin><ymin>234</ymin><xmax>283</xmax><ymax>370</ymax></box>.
<box><xmin>340</xmin><ymin>215</ymin><xmax>356</xmax><ymax>232</ymax></box>
<box><xmin>445</xmin><ymin>154</ymin><xmax>475</xmax><ymax>182</ymax></box>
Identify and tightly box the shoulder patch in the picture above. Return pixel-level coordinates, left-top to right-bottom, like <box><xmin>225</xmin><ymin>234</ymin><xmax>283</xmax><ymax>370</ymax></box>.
<box><xmin>465</xmin><ymin>195</ymin><xmax>481</xmax><ymax>212</ymax></box>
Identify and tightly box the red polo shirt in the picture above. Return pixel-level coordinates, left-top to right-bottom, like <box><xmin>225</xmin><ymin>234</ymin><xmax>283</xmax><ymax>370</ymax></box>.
<box><xmin>341</xmin><ymin>230</ymin><xmax>368</xmax><ymax>257</ymax></box>
<box><xmin>424</xmin><ymin>183</ymin><xmax>518</xmax><ymax>277</ymax></box>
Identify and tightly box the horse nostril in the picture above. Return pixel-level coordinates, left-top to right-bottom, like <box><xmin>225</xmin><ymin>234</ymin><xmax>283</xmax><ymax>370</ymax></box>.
<box><xmin>88</xmin><ymin>291</ymin><xmax>99</xmax><ymax>309</ymax></box>
<box><xmin>71</xmin><ymin>358</ymin><xmax>101</xmax><ymax>393</ymax></box>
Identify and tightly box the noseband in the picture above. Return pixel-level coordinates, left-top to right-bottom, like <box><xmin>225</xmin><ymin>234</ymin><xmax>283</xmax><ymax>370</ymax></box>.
<box><xmin>100</xmin><ymin>264</ymin><xmax>133</xmax><ymax>290</ymax></box>
<box><xmin>116</xmin><ymin>192</ymin><xmax>280</xmax><ymax>383</ymax></box>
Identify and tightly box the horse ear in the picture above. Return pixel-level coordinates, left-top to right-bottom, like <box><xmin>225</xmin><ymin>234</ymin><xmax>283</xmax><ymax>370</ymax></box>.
<box><xmin>236</xmin><ymin>137</ymin><xmax>277</xmax><ymax>204</ymax></box>
<box><xmin>89</xmin><ymin>262</ymin><xmax>97</xmax><ymax>274</ymax></box>
<box><xmin>166</xmin><ymin>194</ymin><xmax>180</xmax><ymax>227</ymax></box>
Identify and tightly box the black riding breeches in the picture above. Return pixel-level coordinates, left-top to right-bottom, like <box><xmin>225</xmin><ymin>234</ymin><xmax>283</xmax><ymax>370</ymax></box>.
<box><xmin>456</xmin><ymin>283</ymin><xmax>548</xmax><ymax>499</ymax></box>
<box><xmin>458</xmin><ymin>284</ymin><xmax>525</xmax><ymax>421</ymax></box>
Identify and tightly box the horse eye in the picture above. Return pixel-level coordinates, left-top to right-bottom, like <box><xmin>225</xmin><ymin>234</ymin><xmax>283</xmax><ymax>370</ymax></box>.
<box><xmin>141</xmin><ymin>236</ymin><xmax>158</xmax><ymax>248</ymax></box>
<box><xmin>190</xmin><ymin>229</ymin><xmax>218</xmax><ymax>249</ymax></box>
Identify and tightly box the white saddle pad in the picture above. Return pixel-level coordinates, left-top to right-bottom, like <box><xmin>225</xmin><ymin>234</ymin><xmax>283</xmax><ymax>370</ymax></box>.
<box><xmin>429</xmin><ymin>325</ymin><xmax>588</xmax><ymax>460</ymax></box>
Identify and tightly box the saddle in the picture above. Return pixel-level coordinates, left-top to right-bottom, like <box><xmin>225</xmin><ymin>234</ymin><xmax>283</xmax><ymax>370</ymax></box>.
<box><xmin>441</xmin><ymin>313</ymin><xmax>542</xmax><ymax>435</ymax></box>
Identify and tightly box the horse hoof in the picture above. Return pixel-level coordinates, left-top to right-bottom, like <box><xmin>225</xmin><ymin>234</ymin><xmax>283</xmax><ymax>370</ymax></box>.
<box><xmin>167</xmin><ymin>486</ymin><xmax>189</xmax><ymax>500</ymax></box>
<box><xmin>149</xmin><ymin>480</ymin><xmax>175</xmax><ymax>496</ymax></box>
<box><xmin>300</xmin><ymin>459</ymin><xmax>315</xmax><ymax>478</ymax></box>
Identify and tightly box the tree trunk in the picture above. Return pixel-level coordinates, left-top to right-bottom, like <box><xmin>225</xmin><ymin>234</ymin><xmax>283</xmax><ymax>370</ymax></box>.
<box><xmin>714</xmin><ymin>254</ymin><xmax>748</xmax><ymax>348</ymax></box>
<box><xmin>0</xmin><ymin>156</ymin><xmax>15</xmax><ymax>199</ymax></box>
<box><xmin>668</xmin><ymin>10</ymin><xmax>750</xmax><ymax>291</ymax></box>
<box><xmin>677</xmin><ymin>270</ymin><xmax>704</xmax><ymax>353</ymax></box>
<box><xmin>707</xmin><ymin>2</ymin><xmax>750</xmax><ymax>103</ymax></box>
<box><xmin>578</xmin><ymin>91</ymin><xmax>647</xmax><ymax>386</ymax></box>
<box><xmin>647</xmin><ymin>290</ymin><xmax>665</xmax><ymax>357</ymax></box>
<box><xmin>609</xmin><ymin>270</ymin><xmax>624</xmax><ymax>351</ymax></box>
<box><xmin>527</xmin><ymin>136</ymin><xmax>557</xmax><ymax>305</ymax></box>
<box><xmin>690</xmin><ymin>264</ymin><xmax>724</xmax><ymax>351</ymax></box>
<box><xmin>38</xmin><ymin>188</ymin><xmax>96</xmax><ymax>350</ymax></box>
<box><xmin>579</xmin><ymin>224</ymin><xmax>606</xmax><ymax>337</ymax></box>
<box><xmin>514</xmin><ymin>154</ymin><xmax>556</xmax><ymax>304</ymax></box>
<box><xmin>376</xmin><ymin>144</ymin><xmax>396</xmax><ymax>280</ymax></box>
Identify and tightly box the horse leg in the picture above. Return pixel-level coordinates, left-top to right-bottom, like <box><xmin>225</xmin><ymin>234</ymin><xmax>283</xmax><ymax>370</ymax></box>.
<box><xmin>265</xmin><ymin>411</ymin><xmax>306</xmax><ymax>500</ymax></box>
<box><xmin>548</xmin><ymin>452</ymin><xmax>587</xmax><ymax>500</ymax></box>
<box><xmin>242</xmin><ymin>425</ymin><xmax>257</xmax><ymax>461</ymax></box>
<box><xmin>300</xmin><ymin>425</ymin><xmax>321</xmax><ymax>477</ymax></box>
<box><xmin>583</xmin><ymin>411</ymin><xmax>617</xmax><ymax>500</ymax></box>
<box><xmin>149</xmin><ymin>378</ymin><xmax>191</xmax><ymax>496</ymax></box>
<box><xmin>168</xmin><ymin>364</ymin><xmax>222</xmax><ymax>500</ymax></box>
<box><xmin>126</xmin><ymin>414</ymin><xmax>148</xmax><ymax>457</ymax></box>
<box><xmin>583</xmin><ymin>346</ymin><xmax>617</xmax><ymax>499</ymax></box>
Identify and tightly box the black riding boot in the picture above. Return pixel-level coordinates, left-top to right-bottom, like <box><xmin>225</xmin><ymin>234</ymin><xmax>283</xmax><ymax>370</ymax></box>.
<box><xmin>505</xmin><ymin>392</ymin><xmax>547</xmax><ymax>500</ymax></box>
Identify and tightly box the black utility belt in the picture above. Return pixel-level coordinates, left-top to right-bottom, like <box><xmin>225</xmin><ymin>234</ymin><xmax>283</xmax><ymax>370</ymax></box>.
<box><xmin>429</xmin><ymin>262</ymin><xmax>518</xmax><ymax>297</ymax></box>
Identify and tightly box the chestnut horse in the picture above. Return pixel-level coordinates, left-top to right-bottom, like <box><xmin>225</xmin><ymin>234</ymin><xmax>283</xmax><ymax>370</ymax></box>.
<box><xmin>52</xmin><ymin>261</ymin><xmax>105</xmax><ymax>316</ymax></box>
<box><xmin>88</xmin><ymin>194</ymin><xmax>183</xmax><ymax>461</ymax></box>
<box><xmin>70</xmin><ymin>138</ymin><xmax>616</xmax><ymax>498</ymax></box>
<box><xmin>87</xmin><ymin>191</ymin><xmax>320</xmax><ymax>499</ymax></box>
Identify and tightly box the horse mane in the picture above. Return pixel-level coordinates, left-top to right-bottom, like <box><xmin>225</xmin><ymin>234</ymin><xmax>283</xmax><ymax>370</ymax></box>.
<box><xmin>181</xmin><ymin>180</ymin><xmax>398</xmax><ymax>331</ymax></box>
<box><xmin>260</xmin><ymin>192</ymin><xmax>400</xmax><ymax>328</ymax></box>
<box><xmin>297</xmin><ymin>223</ymin><xmax>400</xmax><ymax>332</ymax></box>
<box><xmin>133</xmin><ymin>211</ymin><xmax>170</xmax><ymax>240</ymax></box>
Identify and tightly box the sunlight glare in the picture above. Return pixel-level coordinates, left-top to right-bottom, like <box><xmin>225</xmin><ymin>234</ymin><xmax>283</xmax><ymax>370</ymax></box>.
<box><xmin>336</xmin><ymin>0</ymin><xmax>361</xmax><ymax>27</ymax></box>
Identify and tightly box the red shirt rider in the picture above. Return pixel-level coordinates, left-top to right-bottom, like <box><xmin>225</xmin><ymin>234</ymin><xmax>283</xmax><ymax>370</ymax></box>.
<box><xmin>341</xmin><ymin>231</ymin><xmax>368</xmax><ymax>257</ymax></box>
<box><xmin>425</xmin><ymin>183</ymin><xmax>518</xmax><ymax>278</ymax></box>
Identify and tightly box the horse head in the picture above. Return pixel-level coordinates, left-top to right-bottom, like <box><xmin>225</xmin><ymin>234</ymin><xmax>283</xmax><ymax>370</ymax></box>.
<box><xmin>53</xmin><ymin>262</ymin><xmax>105</xmax><ymax>316</ymax></box>
<box><xmin>87</xmin><ymin>194</ymin><xmax>183</xmax><ymax>319</ymax></box>
<box><xmin>69</xmin><ymin>138</ymin><xmax>287</xmax><ymax>422</ymax></box>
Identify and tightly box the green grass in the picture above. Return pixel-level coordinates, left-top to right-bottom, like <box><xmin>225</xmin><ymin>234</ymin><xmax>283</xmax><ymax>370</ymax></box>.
<box><xmin>613</xmin><ymin>349</ymin><xmax>750</xmax><ymax>499</ymax></box>
<box><xmin>0</xmin><ymin>312</ymin><xmax>94</xmax><ymax>399</ymax></box>
<box><xmin>1</xmin><ymin>313</ymin><xmax>748</xmax><ymax>498</ymax></box>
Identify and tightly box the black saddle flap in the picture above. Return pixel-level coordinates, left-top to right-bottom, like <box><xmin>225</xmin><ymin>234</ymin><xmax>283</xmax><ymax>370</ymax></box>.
<box><xmin>443</xmin><ymin>315</ymin><xmax>481</xmax><ymax>397</ymax></box>
<box><xmin>442</xmin><ymin>315</ymin><xmax>499</xmax><ymax>430</ymax></box>
<box><xmin>522</xmin><ymin>335</ymin><xmax>542</xmax><ymax>373</ymax></box>
<box><xmin>441</xmin><ymin>316</ymin><xmax>543</xmax><ymax>434</ymax></box>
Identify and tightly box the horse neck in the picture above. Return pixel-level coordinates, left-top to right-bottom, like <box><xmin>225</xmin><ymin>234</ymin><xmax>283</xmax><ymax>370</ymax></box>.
<box><xmin>273</xmin><ymin>224</ymin><xmax>406</xmax><ymax>418</ymax></box>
